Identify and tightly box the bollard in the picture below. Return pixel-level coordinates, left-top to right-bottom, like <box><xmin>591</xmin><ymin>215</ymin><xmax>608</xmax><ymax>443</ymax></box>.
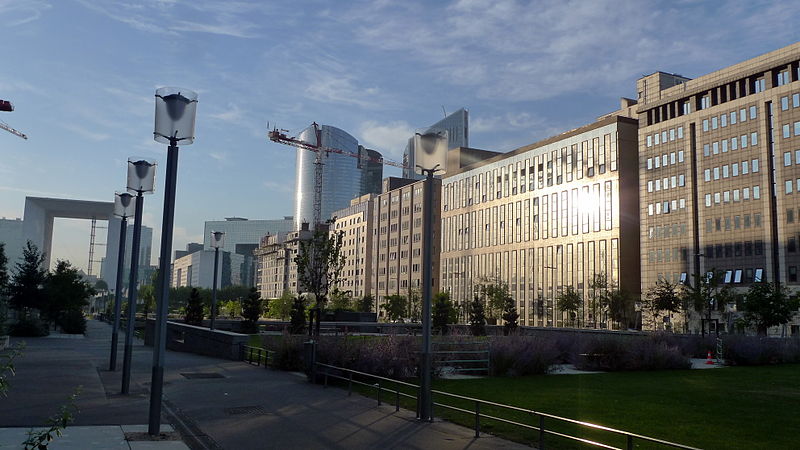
<box><xmin>396</xmin><ymin>388</ymin><xmax>400</xmax><ymax>412</ymax></box>
<box><xmin>376</xmin><ymin>382</ymin><xmax>381</xmax><ymax>405</ymax></box>
<box><xmin>474</xmin><ymin>401</ymin><xmax>480</xmax><ymax>438</ymax></box>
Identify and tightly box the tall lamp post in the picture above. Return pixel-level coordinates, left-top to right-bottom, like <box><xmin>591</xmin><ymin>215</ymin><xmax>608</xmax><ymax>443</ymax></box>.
<box><xmin>121</xmin><ymin>158</ymin><xmax>157</xmax><ymax>394</ymax></box>
<box><xmin>109</xmin><ymin>192</ymin><xmax>135</xmax><ymax>371</ymax></box>
<box><xmin>149</xmin><ymin>87</ymin><xmax>197</xmax><ymax>436</ymax></box>
<box><xmin>209</xmin><ymin>231</ymin><xmax>225</xmax><ymax>330</ymax></box>
<box><xmin>413</xmin><ymin>129</ymin><xmax>447</xmax><ymax>422</ymax></box>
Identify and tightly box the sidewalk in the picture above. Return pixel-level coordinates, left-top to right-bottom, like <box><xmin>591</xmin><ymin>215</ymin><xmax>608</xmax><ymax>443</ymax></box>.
<box><xmin>0</xmin><ymin>320</ymin><xmax>528</xmax><ymax>450</ymax></box>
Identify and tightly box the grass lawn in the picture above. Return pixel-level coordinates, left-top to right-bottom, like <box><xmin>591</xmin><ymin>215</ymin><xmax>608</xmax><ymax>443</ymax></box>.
<box><xmin>247</xmin><ymin>334</ymin><xmax>262</xmax><ymax>347</ymax></box>
<box><xmin>424</xmin><ymin>364</ymin><xmax>800</xmax><ymax>449</ymax></box>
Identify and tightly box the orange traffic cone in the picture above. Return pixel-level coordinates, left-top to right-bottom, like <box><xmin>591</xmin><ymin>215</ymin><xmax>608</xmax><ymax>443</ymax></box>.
<box><xmin>705</xmin><ymin>350</ymin><xmax>714</xmax><ymax>365</ymax></box>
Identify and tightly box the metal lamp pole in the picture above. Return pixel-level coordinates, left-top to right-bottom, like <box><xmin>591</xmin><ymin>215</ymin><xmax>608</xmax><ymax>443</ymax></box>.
<box><xmin>209</xmin><ymin>231</ymin><xmax>224</xmax><ymax>330</ymax></box>
<box><xmin>110</xmin><ymin>192</ymin><xmax>134</xmax><ymax>371</ymax></box>
<box><xmin>149</xmin><ymin>87</ymin><xmax>198</xmax><ymax>436</ymax></box>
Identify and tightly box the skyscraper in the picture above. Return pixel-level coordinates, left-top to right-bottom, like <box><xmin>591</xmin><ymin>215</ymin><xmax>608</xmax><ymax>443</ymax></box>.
<box><xmin>403</xmin><ymin>108</ymin><xmax>469</xmax><ymax>179</ymax></box>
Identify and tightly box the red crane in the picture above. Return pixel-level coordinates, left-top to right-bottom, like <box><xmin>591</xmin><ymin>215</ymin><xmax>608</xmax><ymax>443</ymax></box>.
<box><xmin>268</xmin><ymin>122</ymin><xmax>407</xmax><ymax>227</ymax></box>
<box><xmin>0</xmin><ymin>99</ymin><xmax>28</xmax><ymax>140</ymax></box>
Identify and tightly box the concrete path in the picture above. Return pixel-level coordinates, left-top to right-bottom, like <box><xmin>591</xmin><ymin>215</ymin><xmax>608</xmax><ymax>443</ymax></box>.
<box><xmin>0</xmin><ymin>320</ymin><xmax>528</xmax><ymax>450</ymax></box>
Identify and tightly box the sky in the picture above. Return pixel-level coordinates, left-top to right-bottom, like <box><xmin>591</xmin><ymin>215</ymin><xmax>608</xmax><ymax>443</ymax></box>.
<box><xmin>1</xmin><ymin>0</ymin><xmax>799</xmax><ymax>272</ymax></box>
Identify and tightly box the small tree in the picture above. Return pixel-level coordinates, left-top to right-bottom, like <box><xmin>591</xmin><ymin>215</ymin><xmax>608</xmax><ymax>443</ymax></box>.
<box><xmin>432</xmin><ymin>291</ymin><xmax>454</xmax><ymax>334</ymax></box>
<box><xmin>356</xmin><ymin>295</ymin><xmax>374</xmax><ymax>313</ymax></box>
<box><xmin>588</xmin><ymin>273</ymin><xmax>609</xmax><ymax>328</ymax></box>
<box><xmin>681</xmin><ymin>269</ymin><xmax>735</xmax><ymax>336</ymax></box>
<box><xmin>139</xmin><ymin>284</ymin><xmax>156</xmax><ymax>318</ymax></box>
<box><xmin>184</xmin><ymin>288</ymin><xmax>204</xmax><ymax>326</ymax></box>
<box><xmin>241</xmin><ymin>287</ymin><xmax>262</xmax><ymax>334</ymax></box>
<box><xmin>468</xmin><ymin>295</ymin><xmax>486</xmax><ymax>336</ymax></box>
<box><xmin>43</xmin><ymin>260</ymin><xmax>94</xmax><ymax>331</ymax></box>
<box><xmin>382</xmin><ymin>294</ymin><xmax>407</xmax><ymax>322</ymax></box>
<box><xmin>644</xmin><ymin>279</ymin><xmax>682</xmax><ymax>330</ymax></box>
<box><xmin>477</xmin><ymin>277</ymin><xmax>509</xmax><ymax>323</ymax></box>
<box><xmin>8</xmin><ymin>241</ymin><xmax>47</xmax><ymax>319</ymax></box>
<box><xmin>289</xmin><ymin>296</ymin><xmax>306</xmax><ymax>334</ymax></box>
<box><xmin>295</xmin><ymin>223</ymin><xmax>345</xmax><ymax>325</ymax></box>
<box><xmin>0</xmin><ymin>243</ymin><xmax>8</xmax><ymax>335</ymax></box>
<box><xmin>268</xmin><ymin>290</ymin><xmax>293</xmax><ymax>320</ymax></box>
<box><xmin>741</xmin><ymin>282</ymin><xmax>800</xmax><ymax>335</ymax></box>
<box><xmin>502</xmin><ymin>295</ymin><xmax>519</xmax><ymax>335</ymax></box>
<box><xmin>556</xmin><ymin>286</ymin><xmax>582</xmax><ymax>326</ymax></box>
<box><xmin>328</xmin><ymin>289</ymin><xmax>353</xmax><ymax>311</ymax></box>
<box><xmin>606</xmin><ymin>289</ymin><xmax>636</xmax><ymax>329</ymax></box>
<box><xmin>407</xmin><ymin>288</ymin><xmax>422</xmax><ymax>322</ymax></box>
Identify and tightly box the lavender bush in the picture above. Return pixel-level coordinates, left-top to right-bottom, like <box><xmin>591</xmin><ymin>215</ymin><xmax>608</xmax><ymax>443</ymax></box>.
<box><xmin>722</xmin><ymin>335</ymin><xmax>800</xmax><ymax>365</ymax></box>
<box><xmin>489</xmin><ymin>336</ymin><xmax>560</xmax><ymax>376</ymax></box>
<box><xmin>574</xmin><ymin>335</ymin><xmax>690</xmax><ymax>371</ymax></box>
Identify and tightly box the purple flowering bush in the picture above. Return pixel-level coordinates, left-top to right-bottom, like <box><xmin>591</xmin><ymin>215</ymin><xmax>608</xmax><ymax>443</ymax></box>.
<box><xmin>489</xmin><ymin>336</ymin><xmax>560</xmax><ymax>376</ymax></box>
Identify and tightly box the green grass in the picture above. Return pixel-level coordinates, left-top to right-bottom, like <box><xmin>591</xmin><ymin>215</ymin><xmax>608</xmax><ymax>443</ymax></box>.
<box><xmin>427</xmin><ymin>365</ymin><xmax>800</xmax><ymax>449</ymax></box>
<box><xmin>246</xmin><ymin>334</ymin><xmax>262</xmax><ymax>347</ymax></box>
<box><xmin>333</xmin><ymin>365</ymin><xmax>800</xmax><ymax>449</ymax></box>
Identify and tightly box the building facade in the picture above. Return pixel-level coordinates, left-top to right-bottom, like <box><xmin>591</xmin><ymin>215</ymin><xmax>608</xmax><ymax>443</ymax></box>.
<box><xmin>637</xmin><ymin>43</ymin><xmax>800</xmax><ymax>335</ymax></box>
<box><xmin>254</xmin><ymin>224</ymin><xmax>314</xmax><ymax>299</ymax></box>
<box><xmin>440</xmin><ymin>114</ymin><xmax>641</xmax><ymax>328</ymax></box>
<box><xmin>293</xmin><ymin>124</ymin><xmax>382</xmax><ymax>229</ymax></box>
<box><xmin>403</xmin><ymin>108</ymin><xmax>469</xmax><ymax>180</ymax></box>
<box><xmin>370</xmin><ymin>177</ymin><xmax>442</xmax><ymax>316</ymax></box>
<box><xmin>171</xmin><ymin>249</ymin><xmax>244</xmax><ymax>289</ymax></box>
<box><xmin>331</xmin><ymin>194</ymin><xmax>375</xmax><ymax>299</ymax></box>
<box><xmin>0</xmin><ymin>217</ymin><xmax>24</xmax><ymax>266</ymax></box>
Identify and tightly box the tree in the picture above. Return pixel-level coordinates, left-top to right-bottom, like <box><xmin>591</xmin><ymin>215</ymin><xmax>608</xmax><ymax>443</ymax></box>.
<box><xmin>217</xmin><ymin>285</ymin><xmax>251</xmax><ymax>302</ymax></box>
<box><xmin>8</xmin><ymin>242</ymin><xmax>47</xmax><ymax>319</ymax></box>
<box><xmin>432</xmin><ymin>292</ymin><xmax>454</xmax><ymax>334</ymax></box>
<box><xmin>382</xmin><ymin>294</ymin><xmax>407</xmax><ymax>322</ymax></box>
<box><xmin>289</xmin><ymin>296</ymin><xmax>306</xmax><ymax>334</ymax></box>
<box><xmin>139</xmin><ymin>284</ymin><xmax>156</xmax><ymax>317</ymax></box>
<box><xmin>644</xmin><ymin>279</ymin><xmax>682</xmax><ymax>330</ymax></box>
<box><xmin>741</xmin><ymin>282</ymin><xmax>800</xmax><ymax>335</ymax></box>
<box><xmin>356</xmin><ymin>295</ymin><xmax>374</xmax><ymax>313</ymax></box>
<box><xmin>0</xmin><ymin>244</ymin><xmax>9</xmax><ymax>335</ymax></box>
<box><xmin>407</xmin><ymin>288</ymin><xmax>422</xmax><ymax>322</ymax></box>
<box><xmin>241</xmin><ymin>287</ymin><xmax>263</xmax><ymax>334</ymax></box>
<box><xmin>42</xmin><ymin>260</ymin><xmax>95</xmax><ymax>327</ymax></box>
<box><xmin>328</xmin><ymin>289</ymin><xmax>353</xmax><ymax>311</ymax></box>
<box><xmin>468</xmin><ymin>295</ymin><xmax>486</xmax><ymax>336</ymax></box>
<box><xmin>184</xmin><ymin>288</ymin><xmax>204</xmax><ymax>326</ymax></box>
<box><xmin>605</xmin><ymin>289</ymin><xmax>637</xmax><ymax>329</ymax></box>
<box><xmin>295</xmin><ymin>223</ymin><xmax>345</xmax><ymax>336</ymax></box>
<box><xmin>267</xmin><ymin>290</ymin><xmax>293</xmax><ymax>320</ymax></box>
<box><xmin>681</xmin><ymin>269</ymin><xmax>735</xmax><ymax>336</ymax></box>
<box><xmin>502</xmin><ymin>295</ymin><xmax>519</xmax><ymax>335</ymax></box>
<box><xmin>588</xmin><ymin>273</ymin><xmax>609</xmax><ymax>328</ymax></box>
<box><xmin>477</xmin><ymin>277</ymin><xmax>509</xmax><ymax>323</ymax></box>
<box><xmin>556</xmin><ymin>286</ymin><xmax>582</xmax><ymax>326</ymax></box>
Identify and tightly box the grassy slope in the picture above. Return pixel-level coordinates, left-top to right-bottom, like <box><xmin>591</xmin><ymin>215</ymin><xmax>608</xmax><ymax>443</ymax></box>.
<box><xmin>430</xmin><ymin>365</ymin><xmax>800</xmax><ymax>449</ymax></box>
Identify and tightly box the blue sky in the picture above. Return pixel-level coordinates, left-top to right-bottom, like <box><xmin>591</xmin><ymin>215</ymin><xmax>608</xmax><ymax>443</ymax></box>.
<box><xmin>1</xmin><ymin>0</ymin><xmax>798</xmax><ymax>271</ymax></box>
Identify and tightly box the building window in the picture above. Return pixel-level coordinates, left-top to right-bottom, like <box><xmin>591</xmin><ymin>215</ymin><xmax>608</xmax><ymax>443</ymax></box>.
<box><xmin>782</xmin><ymin>96</ymin><xmax>790</xmax><ymax>110</ymax></box>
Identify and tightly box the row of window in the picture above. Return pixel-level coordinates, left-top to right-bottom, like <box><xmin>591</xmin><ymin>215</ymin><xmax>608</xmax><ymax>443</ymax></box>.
<box><xmin>703</xmin><ymin>159</ymin><xmax>759</xmax><ymax>181</ymax></box>
<box><xmin>704</xmin><ymin>185</ymin><xmax>761</xmax><ymax>206</ymax></box>
<box><xmin>779</xmin><ymin>93</ymin><xmax>800</xmax><ymax>110</ymax></box>
<box><xmin>702</xmin><ymin>106</ymin><xmax>757</xmax><ymax>132</ymax></box>
<box><xmin>645</xmin><ymin>126</ymin><xmax>685</xmax><ymax>147</ymax></box>
<box><xmin>646</xmin><ymin>198</ymin><xmax>687</xmax><ymax>216</ymax></box>
<box><xmin>783</xmin><ymin>179</ymin><xmax>800</xmax><ymax>194</ymax></box>
<box><xmin>704</xmin><ymin>240</ymin><xmax>764</xmax><ymax>259</ymax></box>
<box><xmin>704</xmin><ymin>213</ymin><xmax>763</xmax><ymax>232</ymax></box>
<box><xmin>781</xmin><ymin>122</ymin><xmax>800</xmax><ymax>139</ymax></box>
<box><xmin>645</xmin><ymin>151</ymin><xmax>685</xmax><ymax>170</ymax></box>
<box><xmin>783</xmin><ymin>150</ymin><xmax>800</xmax><ymax>166</ymax></box>
<box><xmin>702</xmin><ymin>133</ymin><xmax>758</xmax><ymax>156</ymax></box>
<box><xmin>647</xmin><ymin>223</ymin><xmax>688</xmax><ymax>240</ymax></box>
<box><xmin>646</xmin><ymin>174</ymin><xmax>686</xmax><ymax>193</ymax></box>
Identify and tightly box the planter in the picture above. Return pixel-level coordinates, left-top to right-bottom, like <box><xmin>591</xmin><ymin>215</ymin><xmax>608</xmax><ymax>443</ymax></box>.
<box><xmin>0</xmin><ymin>335</ymin><xmax>9</xmax><ymax>351</ymax></box>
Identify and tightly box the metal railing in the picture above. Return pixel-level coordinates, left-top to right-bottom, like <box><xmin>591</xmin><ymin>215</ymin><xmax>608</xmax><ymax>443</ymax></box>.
<box><xmin>242</xmin><ymin>345</ymin><xmax>274</xmax><ymax>368</ymax></box>
<box><xmin>315</xmin><ymin>362</ymin><xmax>700</xmax><ymax>450</ymax></box>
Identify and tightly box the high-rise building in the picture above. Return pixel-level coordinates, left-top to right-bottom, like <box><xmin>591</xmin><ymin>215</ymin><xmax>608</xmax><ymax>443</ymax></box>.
<box><xmin>171</xmin><ymin>249</ymin><xmax>245</xmax><ymax>289</ymax></box>
<box><xmin>293</xmin><ymin>124</ymin><xmax>383</xmax><ymax>229</ymax></box>
<box><xmin>202</xmin><ymin>217</ymin><xmax>294</xmax><ymax>286</ymax></box>
<box><xmin>331</xmin><ymin>194</ymin><xmax>376</xmax><ymax>299</ymax></box>
<box><xmin>254</xmin><ymin>223</ymin><xmax>315</xmax><ymax>299</ymax></box>
<box><xmin>0</xmin><ymin>217</ymin><xmax>24</xmax><ymax>265</ymax></box>
<box><xmin>123</xmin><ymin>224</ymin><xmax>152</xmax><ymax>287</ymax></box>
<box><xmin>440</xmin><ymin>111</ymin><xmax>640</xmax><ymax>328</ymax></box>
<box><xmin>403</xmin><ymin>108</ymin><xmax>469</xmax><ymax>180</ymax></box>
<box><xmin>370</xmin><ymin>177</ymin><xmax>442</xmax><ymax>317</ymax></box>
<box><xmin>637</xmin><ymin>42</ymin><xmax>800</xmax><ymax>335</ymax></box>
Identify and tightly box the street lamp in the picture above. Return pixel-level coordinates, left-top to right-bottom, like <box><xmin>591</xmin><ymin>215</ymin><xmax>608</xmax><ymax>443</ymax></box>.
<box><xmin>109</xmin><ymin>192</ymin><xmax>135</xmax><ymax>372</ymax></box>
<box><xmin>413</xmin><ymin>128</ymin><xmax>447</xmax><ymax>422</ymax></box>
<box><xmin>209</xmin><ymin>231</ymin><xmax>225</xmax><ymax>330</ymax></box>
<box><xmin>149</xmin><ymin>87</ymin><xmax>197</xmax><ymax>436</ymax></box>
<box><xmin>121</xmin><ymin>158</ymin><xmax>156</xmax><ymax>395</ymax></box>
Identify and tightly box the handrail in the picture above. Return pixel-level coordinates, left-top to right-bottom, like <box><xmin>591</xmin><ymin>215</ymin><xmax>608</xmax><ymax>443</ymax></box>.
<box><xmin>314</xmin><ymin>361</ymin><xmax>701</xmax><ymax>450</ymax></box>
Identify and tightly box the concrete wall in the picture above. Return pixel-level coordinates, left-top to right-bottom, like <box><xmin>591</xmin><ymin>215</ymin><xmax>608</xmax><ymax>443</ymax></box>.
<box><xmin>144</xmin><ymin>319</ymin><xmax>249</xmax><ymax>360</ymax></box>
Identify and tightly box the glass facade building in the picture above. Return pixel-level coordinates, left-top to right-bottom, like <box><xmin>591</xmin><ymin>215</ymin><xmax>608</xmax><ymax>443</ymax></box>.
<box><xmin>403</xmin><ymin>108</ymin><xmax>469</xmax><ymax>179</ymax></box>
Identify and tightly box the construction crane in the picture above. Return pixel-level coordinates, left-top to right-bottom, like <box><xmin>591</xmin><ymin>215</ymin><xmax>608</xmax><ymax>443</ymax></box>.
<box><xmin>268</xmin><ymin>122</ymin><xmax>408</xmax><ymax>228</ymax></box>
<box><xmin>0</xmin><ymin>99</ymin><xmax>28</xmax><ymax>140</ymax></box>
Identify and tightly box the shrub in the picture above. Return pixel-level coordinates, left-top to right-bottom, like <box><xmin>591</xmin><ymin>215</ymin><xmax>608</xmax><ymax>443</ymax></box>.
<box><xmin>574</xmin><ymin>335</ymin><xmax>689</xmax><ymax>371</ymax></box>
<box><xmin>266</xmin><ymin>333</ymin><xmax>304</xmax><ymax>371</ymax></box>
<box><xmin>316</xmin><ymin>335</ymin><xmax>418</xmax><ymax>378</ymax></box>
<box><xmin>10</xmin><ymin>317</ymin><xmax>49</xmax><ymax>337</ymax></box>
<box><xmin>722</xmin><ymin>335</ymin><xmax>800</xmax><ymax>365</ymax></box>
<box><xmin>490</xmin><ymin>336</ymin><xmax>560</xmax><ymax>376</ymax></box>
<box><xmin>59</xmin><ymin>310</ymin><xmax>86</xmax><ymax>334</ymax></box>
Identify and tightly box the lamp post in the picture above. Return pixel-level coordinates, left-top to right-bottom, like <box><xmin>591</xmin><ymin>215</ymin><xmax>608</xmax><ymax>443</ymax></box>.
<box><xmin>121</xmin><ymin>158</ymin><xmax>157</xmax><ymax>394</ymax></box>
<box><xmin>209</xmin><ymin>231</ymin><xmax>225</xmax><ymax>330</ymax></box>
<box><xmin>149</xmin><ymin>87</ymin><xmax>197</xmax><ymax>436</ymax></box>
<box><xmin>109</xmin><ymin>192</ymin><xmax>135</xmax><ymax>371</ymax></box>
<box><xmin>413</xmin><ymin>129</ymin><xmax>447</xmax><ymax>422</ymax></box>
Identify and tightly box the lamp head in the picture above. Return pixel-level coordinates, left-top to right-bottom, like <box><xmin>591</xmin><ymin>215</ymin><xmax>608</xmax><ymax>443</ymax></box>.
<box><xmin>127</xmin><ymin>157</ymin><xmax>157</xmax><ymax>194</ymax></box>
<box><xmin>154</xmin><ymin>87</ymin><xmax>198</xmax><ymax>145</ymax></box>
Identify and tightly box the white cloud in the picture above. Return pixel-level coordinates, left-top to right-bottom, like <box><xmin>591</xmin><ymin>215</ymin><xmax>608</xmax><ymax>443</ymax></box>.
<box><xmin>0</xmin><ymin>0</ymin><xmax>51</xmax><ymax>27</ymax></box>
<box><xmin>358</xmin><ymin>120</ymin><xmax>414</xmax><ymax>161</ymax></box>
<box><xmin>209</xmin><ymin>103</ymin><xmax>244</xmax><ymax>123</ymax></box>
<box><xmin>470</xmin><ymin>112</ymin><xmax>544</xmax><ymax>133</ymax></box>
<box><xmin>61</xmin><ymin>123</ymin><xmax>110</xmax><ymax>142</ymax></box>
<box><xmin>304</xmin><ymin>74</ymin><xmax>381</xmax><ymax>109</ymax></box>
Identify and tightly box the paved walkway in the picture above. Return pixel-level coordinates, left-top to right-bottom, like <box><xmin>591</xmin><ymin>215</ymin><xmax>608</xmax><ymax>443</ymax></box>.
<box><xmin>0</xmin><ymin>320</ymin><xmax>528</xmax><ymax>450</ymax></box>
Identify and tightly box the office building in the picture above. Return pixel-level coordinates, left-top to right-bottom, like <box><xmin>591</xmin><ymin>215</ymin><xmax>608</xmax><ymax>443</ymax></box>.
<box><xmin>171</xmin><ymin>249</ymin><xmax>244</xmax><ymax>289</ymax></box>
<box><xmin>293</xmin><ymin>124</ymin><xmax>383</xmax><ymax>229</ymax></box>
<box><xmin>0</xmin><ymin>218</ymin><xmax>24</xmax><ymax>265</ymax></box>
<box><xmin>202</xmin><ymin>216</ymin><xmax>294</xmax><ymax>286</ymax></box>
<box><xmin>440</xmin><ymin>110</ymin><xmax>641</xmax><ymax>328</ymax></box>
<box><xmin>637</xmin><ymin>42</ymin><xmax>800</xmax><ymax>335</ymax></box>
<box><xmin>403</xmin><ymin>108</ymin><xmax>469</xmax><ymax>180</ymax></box>
<box><xmin>331</xmin><ymin>194</ymin><xmax>376</xmax><ymax>299</ymax></box>
<box><xmin>254</xmin><ymin>223</ymin><xmax>316</xmax><ymax>300</ymax></box>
